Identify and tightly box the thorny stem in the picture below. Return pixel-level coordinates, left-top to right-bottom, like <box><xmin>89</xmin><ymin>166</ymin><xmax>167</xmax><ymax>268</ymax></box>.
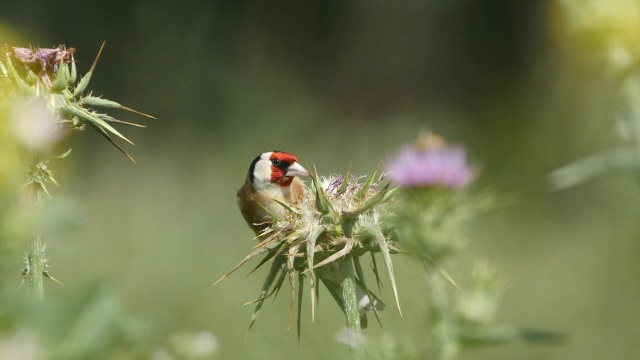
<box><xmin>424</xmin><ymin>261</ymin><xmax>457</xmax><ymax>360</ymax></box>
<box><xmin>28</xmin><ymin>152</ymin><xmax>47</xmax><ymax>301</ymax></box>
<box><xmin>29</xmin><ymin>236</ymin><xmax>45</xmax><ymax>301</ymax></box>
<box><xmin>338</xmin><ymin>257</ymin><xmax>362</xmax><ymax>358</ymax></box>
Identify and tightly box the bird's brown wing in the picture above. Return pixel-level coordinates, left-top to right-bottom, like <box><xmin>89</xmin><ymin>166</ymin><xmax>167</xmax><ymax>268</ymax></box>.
<box><xmin>237</xmin><ymin>176</ymin><xmax>308</xmax><ymax>237</ymax></box>
<box><xmin>237</xmin><ymin>179</ymin><xmax>268</xmax><ymax>235</ymax></box>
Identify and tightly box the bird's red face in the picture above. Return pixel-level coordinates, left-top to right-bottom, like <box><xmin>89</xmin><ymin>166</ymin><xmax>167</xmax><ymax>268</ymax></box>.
<box><xmin>248</xmin><ymin>151</ymin><xmax>310</xmax><ymax>190</ymax></box>
<box><xmin>269</xmin><ymin>151</ymin><xmax>301</xmax><ymax>186</ymax></box>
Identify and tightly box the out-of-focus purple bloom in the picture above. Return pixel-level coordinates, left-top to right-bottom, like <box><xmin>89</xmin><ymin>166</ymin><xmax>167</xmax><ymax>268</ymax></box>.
<box><xmin>386</xmin><ymin>139</ymin><xmax>475</xmax><ymax>188</ymax></box>
<box><xmin>10</xmin><ymin>45</ymin><xmax>75</xmax><ymax>74</ymax></box>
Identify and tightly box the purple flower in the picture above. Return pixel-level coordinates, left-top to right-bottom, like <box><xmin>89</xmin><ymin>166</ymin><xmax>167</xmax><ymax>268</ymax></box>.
<box><xmin>386</xmin><ymin>141</ymin><xmax>475</xmax><ymax>189</ymax></box>
<box><xmin>10</xmin><ymin>45</ymin><xmax>75</xmax><ymax>74</ymax></box>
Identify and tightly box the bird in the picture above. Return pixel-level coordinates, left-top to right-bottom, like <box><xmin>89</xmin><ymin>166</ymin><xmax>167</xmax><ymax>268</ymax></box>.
<box><xmin>237</xmin><ymin>150</ymin><xmax>310</xmax><ymax>236</ymax></box>
<box><xmin>237</xmin><ymin>150</ymin><xmax>384</xmax><ymax>328</ymax></box>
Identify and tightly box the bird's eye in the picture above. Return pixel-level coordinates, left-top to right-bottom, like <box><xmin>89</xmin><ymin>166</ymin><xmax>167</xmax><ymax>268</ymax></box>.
<box><xmin>272</xmin><ymin>158</ymin><xmax>281</xmax><ymax>166</ymax></box>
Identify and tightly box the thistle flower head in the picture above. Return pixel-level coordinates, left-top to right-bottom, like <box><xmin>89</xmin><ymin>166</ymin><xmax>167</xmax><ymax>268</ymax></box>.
<box><xmin>218</xmin><ymin>168</ymin><xmax>401</xmax><ymax>337</ymax></box>
<box><xmin>386</xmin><ymin>134</ymin><xmax>487</xmax><ymax>262</ymax></box>
<box><xmin>264</xmin><ymin>170</ymin><xmax>398</xmax><ymax>258</ymax></box>
<box><xmin>386</xmin><ymin>133</ymin><xmax>475</xmax><ymax>189</ymax></box>
<box><xmin>10</xmin><ymin>45</ymin><xmax>75</xmax><ymax>75</ymax></box>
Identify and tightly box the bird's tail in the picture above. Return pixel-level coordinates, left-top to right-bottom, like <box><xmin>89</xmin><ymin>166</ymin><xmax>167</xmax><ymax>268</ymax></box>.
<box><xmin>317</xmin><ymin>264</ymin><xmax>385</xmax><ymax>328</ymax></box>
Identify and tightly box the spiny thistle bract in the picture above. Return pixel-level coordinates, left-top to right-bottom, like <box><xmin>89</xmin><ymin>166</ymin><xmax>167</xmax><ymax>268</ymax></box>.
<box><xmin>217</xmin><ymin>167</ymin><xmax>401</xmax><ymax>337</ymax></box>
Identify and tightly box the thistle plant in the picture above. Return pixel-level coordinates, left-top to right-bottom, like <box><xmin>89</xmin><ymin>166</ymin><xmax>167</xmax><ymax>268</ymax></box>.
<box><xmin>385</xmin><ymin>133</ymin><xmax>481</xmax><ymax>360</ymax></box>
<box><xmin>0</xmin><ymin>43</ymin><xmax>153</xmax><ymax>300</ymax></box>
<box><xmin>218</xmin><ymin>166</ymin><xmax>399</xmax><ymax>345</ymax></box>
<box><xmin>383</xmin><ymin>133</ymin><xmax>562</xmax><ymax>360</ymax></box>
<box><xmin>387</xmin><ymin>134</ymin><xmax>478</xmax><ymax>263</ymax></box>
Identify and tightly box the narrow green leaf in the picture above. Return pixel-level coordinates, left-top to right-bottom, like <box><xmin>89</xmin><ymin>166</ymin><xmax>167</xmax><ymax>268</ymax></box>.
<box><xmin>245</xmin><ymin>259</ymin><xmax>285</xmax><ymax>340</ymax></box>
<box><xmin>312</xmin><ymin>239</ymin><xmax>353</xmax><ymax>270</ymax></box>
<box><xmin>98</xmin><ymin>114</ymin><xmax>146</xmax><ymax>128</ymax></box>
<box><xmin>25</xmin><ymin>68</ymin><xmax>37</xmax><ymax>85</ymax></box>
<box><xmin>86</xmin><ymin>122</ymin><xmax>136</xmax><ymax>163</ymax></box>
<box><xmin>70</xmin><ymin>54</ymin><xmax>77</xmax><ymax>83</ymax></box>
<box><xmin>354</xmin><ymin>168</ymin><xmax>379</xmax><ymax>201</ymax></box>
<box><xmin>297</xmin><ymin>272</ymin><xmax>304</xmax><ymax>343</ymax></box>
<box><xmin>73</xmin><ymin>66</ymin><xmax>91</xmax><ymax>97</ymax></box>
<box><xmin>336</xmin><ymin>165</ymin><xmax>352</xmax><ymax>194</ymax></box>
<box><xmin>244</xmin><ymin>246</ymin><xmax>284</xmax><ymax>278</ymax></box>
<box><xmin>374</xmin><ymin>231</ymin><xmax>402</xmax><ymax>316</ymax></box>
<box><xmin>269</xmin><ymin>267</ymin><xmax>288</xmax><ymax>302</ymax></box>
<box><xmin>74</xmin><ymin>41</ymin><xmax>105</xmax><ymax>97</ymax></box>
<box><xmin>244</xmin><ymin>265</ymin><xmax>287</xmax><ymax>305</ymax></box>
<box><xmin>311</xmin><ymin>169</ymin><xmax>331</xmax><ymax>215</ymax></box>
<box><xmin>63</xmin><ymin>105</ymin><xmax>134</xmax><ymax>145</ymax></box>
<box><xmin>459</xmin><ymin>326</ymin><xmax>567</xmax><ymax>348</ymax></box>
<box><xmin>422</xmin><ymin>259</ymin><xmax>461</xmax><ymax>290</ymax></box>
<box><xmin>0</xmin><ymin>60</ymin><xmax>7</xmax><ymax>77</ymax></box>
<box><xmin>306</xmin><ymin>225</ymin><xmax>325</xmax><ymax>322</ymax></box>
<box><xmin>49</xmin><ymin>149</ymin><xmax>73</xmax><ymax>160</ymax></box>
<box><xmin>382</xmin><ymin>186</ymin><xmax>398</xmax><ymax>202</ymax></box>
<box><xmin>270</xmin><ymin>197</ymin><xmax>301</xmax><ymax>215</ymax></box>
<box><xmin>50</xmin><ymin>58</ymin><xmax>69</xmax><ymax>92</ymax></box>
<box><xmin>82</xmin><ymin>95</ymin><xmax>156</xmax><ymax>119</ymax></box>
<box><xmin>213</xmin><ymin>245</ymin><xmax>272</xmax><ymax>285</ymax></box>
<box><xmin>370</xmin><ymin>251</ymin><xmax>383</xmax><ymax>292</ymax></box>
<box><xmin>5</xmin><ymin>56</ymin><xmax>35</xmax><ymax>96</ymax></box>
<box><xmin>517</xmin><ymin>328</ymin><xmax>567</xmax><ymax>344</ymax></box>
<box><xmin>346</xmin><ymin>182</ymin><xmax>391</xmax><ymax>217</ymax></box>
<box><xmin>82</xmin><ymin>95</ymin><xmax>121</xmax><ymax>108</ymax></box>
<box><xmin>549</xmin><ymin>148</ymin><xmax>640</xmax><ymax>190</ymax></box>
<box><xmin>286</xmin><ymin>247</ymin><xmax>298</xmax><ymax>335</ymax></box>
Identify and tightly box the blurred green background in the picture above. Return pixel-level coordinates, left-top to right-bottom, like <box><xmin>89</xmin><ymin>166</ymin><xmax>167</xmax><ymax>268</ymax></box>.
<box><xmin>2</xmin><ymin>0</ymin><xmax>640</xmax><ymax>359</ymax></box>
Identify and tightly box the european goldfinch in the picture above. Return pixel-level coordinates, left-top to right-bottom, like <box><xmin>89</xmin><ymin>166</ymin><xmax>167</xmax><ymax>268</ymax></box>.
<box><xmin>237</xmin><ymin>151</ymin><xmax>309</xmax><ymax>235</ymax></box>
<box><xmin>237</xmin><ymin>150</ymin><xmax>383</xmax><ymax>327</ymax></box>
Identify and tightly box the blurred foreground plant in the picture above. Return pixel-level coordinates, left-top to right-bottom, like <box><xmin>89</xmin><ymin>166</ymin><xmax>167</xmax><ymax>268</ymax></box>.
<box><xmin>0</xmin><ymin>43</ymin><xmax>153</xmax><ymax>300</ymax></box>
<box><xmin>550</xmin><ymin>0</ymin><xmax>640</xmax><ymax>189</ymax></box>
<box><xmin>385</xmin><ymin>133</ymin><xmax>562</xmax><ymax>360</ymax></box>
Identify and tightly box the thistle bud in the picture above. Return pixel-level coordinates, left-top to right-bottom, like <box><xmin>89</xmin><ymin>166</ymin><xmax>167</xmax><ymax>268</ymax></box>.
<box><xmin>386</xmin><ymin>133</ymin><xmax>477</xmax><ymax>262</ymax></box>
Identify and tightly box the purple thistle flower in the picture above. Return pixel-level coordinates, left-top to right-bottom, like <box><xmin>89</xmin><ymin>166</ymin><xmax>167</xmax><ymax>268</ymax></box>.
<box><xmin>386</xmin><ymin>139</ymin><xmax>475</xmax><ymax>189</ymax></box>
<box><xmin>10</xmin><ymin>45</ymin><xmax>75</xmax><ymax>74</ymax></box>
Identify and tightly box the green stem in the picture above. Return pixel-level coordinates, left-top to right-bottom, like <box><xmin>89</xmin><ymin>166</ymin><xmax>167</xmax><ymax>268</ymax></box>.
<box><xmin>28</xmin><ymin>152</ymin><xmax>46</xmax><ymax>301</ymax></box>
<box><xmin>338</xmin><ymin>257</ymin><xmax>362</xmax><ymax>357</ymax></box>
<box><xmin>29</xmin><ymin>236</ymin><xmax>45</xmax><ymax>301</ymax></box>
<box><xmin>424</xmin><ymin>262</ymin><xmax>457</xmax><ymax>360</ymax></box>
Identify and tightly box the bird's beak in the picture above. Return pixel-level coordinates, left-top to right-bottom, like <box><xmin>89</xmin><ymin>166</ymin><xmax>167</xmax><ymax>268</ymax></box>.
<box><xmin>286</xmin><ymin>162</ymin><xmax>310</xmax><ymax>177</ymax></box>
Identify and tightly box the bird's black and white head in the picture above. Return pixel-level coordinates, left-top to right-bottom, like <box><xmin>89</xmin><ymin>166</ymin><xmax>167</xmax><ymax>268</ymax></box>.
<box><xmin>249</xmin><ymin>151</ymin><xmax>310</xmax><ymax>191</ymax></box>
